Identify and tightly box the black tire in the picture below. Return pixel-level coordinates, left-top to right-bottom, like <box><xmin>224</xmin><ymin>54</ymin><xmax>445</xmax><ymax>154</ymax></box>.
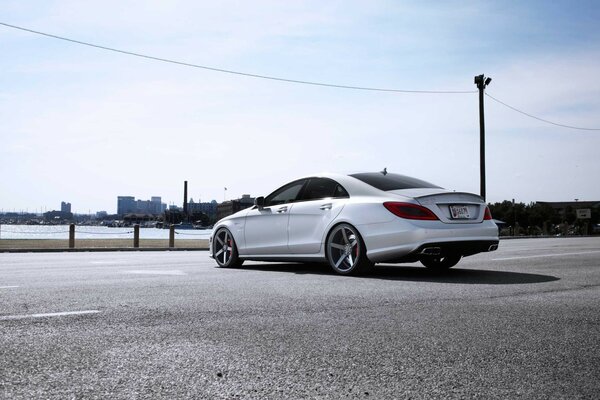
<box><xmin>420</xmin><ymin>254</ymin><xmax>461</xmax><ymax>270</ymax></box>
<box><xmin>213</xmin><ymin>228</ymin><xmax>244</xmax><ymax>268</ymax></box>
<box><xmin>325</xmin><ymin>223</ymin><xmax>373</xmax><ymax>275</ymax></box>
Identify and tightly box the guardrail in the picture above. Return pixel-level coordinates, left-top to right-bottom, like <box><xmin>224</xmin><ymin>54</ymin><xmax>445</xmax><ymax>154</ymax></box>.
<box><xmin>0</xmin><ymin>224</ymin><xmax>209</xmax><ymax>249</ymax></box>
<box><xmin>70</xmin><ymin>224</ymin><xmax>176</xmax><ymax>248</ymax></box>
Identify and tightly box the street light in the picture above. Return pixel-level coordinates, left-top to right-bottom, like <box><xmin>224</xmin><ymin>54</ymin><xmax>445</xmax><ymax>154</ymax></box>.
<box><xmin>474</xmin><ymin>74</ymin><xmax>492</xmax><ymax>201</ymax></box>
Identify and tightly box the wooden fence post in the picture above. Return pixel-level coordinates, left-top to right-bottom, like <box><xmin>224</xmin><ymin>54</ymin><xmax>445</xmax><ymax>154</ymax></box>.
<box><xmin>134</xmin><ymin>224</ymin><xmax>140</xmax><ymax>248</ymax></box>
<box><xmin>169</xmin><ymin>224</ymin><xmax>175</xmax><ymax>248</ymax></box>
<box><xmin>69</xmin><ymin>224</ymin><xmax>75</xmax><ymax>248</ymax></box>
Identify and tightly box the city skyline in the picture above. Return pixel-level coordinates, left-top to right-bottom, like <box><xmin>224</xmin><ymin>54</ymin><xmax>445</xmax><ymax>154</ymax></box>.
<box><xmin>1</xmin><ymin>1</ymin><xmax>599</xmax><ymax>213</ymax></box>
<box><xmin>0</xmin><ymin>194</ymin><xmax>222</xmax><ymax>216</ymax></box>
<box><xmin>3</xmin><ymin>191</ymin><xmax>600</xmax><ymax>218</ymax></box>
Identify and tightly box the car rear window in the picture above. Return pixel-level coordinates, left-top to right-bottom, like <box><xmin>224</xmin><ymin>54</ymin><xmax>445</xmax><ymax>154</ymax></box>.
<box><xmin>350</xmin><ymin>172</ymin><xmax>441</xmax><ymax>191</ymax></box>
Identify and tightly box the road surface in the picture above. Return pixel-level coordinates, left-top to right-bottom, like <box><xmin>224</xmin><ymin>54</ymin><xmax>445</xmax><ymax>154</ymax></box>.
<box><xmin>1</xmin><ymin>237</ymin><xmax>599</xmax><ymax>399</ymax></box>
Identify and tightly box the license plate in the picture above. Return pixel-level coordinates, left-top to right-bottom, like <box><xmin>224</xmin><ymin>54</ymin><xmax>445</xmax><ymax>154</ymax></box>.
<box><xmin>449</xmin><ymin>205</ymin><xmax>470</xmax><ymax>219</ymax></box>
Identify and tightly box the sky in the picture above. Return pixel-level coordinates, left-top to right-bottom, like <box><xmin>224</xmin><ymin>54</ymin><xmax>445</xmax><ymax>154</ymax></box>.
<box><xmin>1</xmin><ymin>0</ymin><xmax>599</xmax><ymax>214</ymax></box>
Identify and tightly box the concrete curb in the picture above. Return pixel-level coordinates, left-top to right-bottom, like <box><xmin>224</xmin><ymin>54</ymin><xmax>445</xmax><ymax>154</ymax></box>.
<box><xmin>0</xmin><ymin>247</ymin><xmax>208</xmax><ymax>253</ymax></box>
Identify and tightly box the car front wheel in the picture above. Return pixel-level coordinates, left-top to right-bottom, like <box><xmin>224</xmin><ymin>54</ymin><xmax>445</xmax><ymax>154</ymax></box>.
<box><xmin>326</xmin><ymin>223</ymin><xmax>372</xmax><ymax>275</ymax></box>
<box><xmin>213</xmin><ymin>228</ymin><xmax>243</xmax><ymax>268</ymax></box>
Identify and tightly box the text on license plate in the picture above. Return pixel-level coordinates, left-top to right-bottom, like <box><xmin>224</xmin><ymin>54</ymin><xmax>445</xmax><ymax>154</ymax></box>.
<box><xmin>449</xmin><ymin>205</ymin><xmax>470</xmax><ymax>219</ymax></box>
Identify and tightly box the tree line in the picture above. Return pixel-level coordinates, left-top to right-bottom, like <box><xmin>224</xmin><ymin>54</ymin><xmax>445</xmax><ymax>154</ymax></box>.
<box><xmin>488</xmin><ymin>201</ymin><xmax>599</xmax><ymax>236</ymax></box>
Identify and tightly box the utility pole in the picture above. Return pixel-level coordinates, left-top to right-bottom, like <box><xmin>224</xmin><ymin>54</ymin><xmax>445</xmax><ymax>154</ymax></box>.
<box><xmin>474</xmin><ymin>74</ymin><xmax>491</xmax><ymax>201</ymax></box>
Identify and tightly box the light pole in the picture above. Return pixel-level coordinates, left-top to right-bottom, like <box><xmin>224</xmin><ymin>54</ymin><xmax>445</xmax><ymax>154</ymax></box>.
<box><xmin>474</xmin><ymin>74</ymin><xmax>492</xmax><ymax>201</ymax></box>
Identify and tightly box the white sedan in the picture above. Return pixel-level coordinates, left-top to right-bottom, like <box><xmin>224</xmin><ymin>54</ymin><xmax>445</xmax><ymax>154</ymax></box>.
<box><xmin>209</xmin><ymin>172</ymin><xmax>499</xmax><ymax>275</ymax></box>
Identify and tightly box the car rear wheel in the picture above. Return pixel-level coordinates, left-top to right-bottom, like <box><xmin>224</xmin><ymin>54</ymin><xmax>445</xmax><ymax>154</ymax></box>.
<box><xmin>213</xmin><ymin>228</ymin><xmax>243</xmax><ymax>268</ymax></box>
<box><xmin>420</xmin><ymin>254</ymin><xmax>461</xmax><ymax>270</ymax></box>
<box><xmin>326</xmin><ymin>223</ymin><xmax>372</xmax><ymax>275</ymax></box>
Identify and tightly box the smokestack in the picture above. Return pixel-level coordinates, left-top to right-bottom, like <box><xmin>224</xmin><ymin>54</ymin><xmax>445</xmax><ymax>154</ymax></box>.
<box><xmin>183</xmin><ymin>181</ymin><xmax>188</xmax><ymax>218</ymax></box>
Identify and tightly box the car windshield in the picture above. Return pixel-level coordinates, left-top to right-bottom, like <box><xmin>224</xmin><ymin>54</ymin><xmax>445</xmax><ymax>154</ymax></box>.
<box><xmin>350</xmin><ymin>172</ymin><xmax>441</xmax><ymax>191</ymax></box>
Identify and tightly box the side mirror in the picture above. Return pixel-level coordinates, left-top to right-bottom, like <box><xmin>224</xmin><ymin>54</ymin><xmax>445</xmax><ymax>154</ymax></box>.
<box><xmin>254</xmin><ymin>196</ymin><xmax>265</xmax><ymax>209</ymax></box>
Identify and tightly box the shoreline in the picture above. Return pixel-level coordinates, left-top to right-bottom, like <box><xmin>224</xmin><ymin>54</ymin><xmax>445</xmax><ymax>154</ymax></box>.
<box><xmin>0</xmin><ymin>238</ymin><xmax>209</xmax><ymax>252</ymax></box>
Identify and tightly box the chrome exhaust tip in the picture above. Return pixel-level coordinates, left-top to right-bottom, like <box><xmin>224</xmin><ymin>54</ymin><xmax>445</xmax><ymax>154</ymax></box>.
<box><xmin>420</xmin><ymin>247</ymin><xmax>442</xmax><ymax>256</ymax></box>
<box><xmin>488</xmin><ymin>244</ymin><xmax>498</xmax><ymax>252</ymax></box>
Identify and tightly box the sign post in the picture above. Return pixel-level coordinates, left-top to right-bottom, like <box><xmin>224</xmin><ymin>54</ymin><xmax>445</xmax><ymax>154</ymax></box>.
<box><xmin>576</xmin><ymin>209</ymin><xmax>592</xmax><ymax>235</ymax></box>
<box><xmin>576</xmin><ymin>209</ymin><xmax>591</xmax><ymax>219</ymax></box>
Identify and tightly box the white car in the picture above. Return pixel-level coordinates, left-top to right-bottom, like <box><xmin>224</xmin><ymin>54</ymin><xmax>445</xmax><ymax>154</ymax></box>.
<box><xmin>210</xmin><ymin>172</ymin><xmax>499</xmax><ymax>275</ymax></box>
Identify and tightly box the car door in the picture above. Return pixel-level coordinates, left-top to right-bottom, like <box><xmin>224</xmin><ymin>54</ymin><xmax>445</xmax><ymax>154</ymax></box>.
<box><xmin>242</xmin><ymin>179</ymin><xmax>307</xmax><ymax>255</ymax></box>
<box><xmin>287</xmin><ymin>177</ymin><xmax>349</xmax><ymax>254</ymax></box>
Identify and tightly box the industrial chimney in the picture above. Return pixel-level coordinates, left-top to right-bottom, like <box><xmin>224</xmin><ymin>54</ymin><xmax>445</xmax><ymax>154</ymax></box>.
<box><xmin>183</xmin><ymin>181</ymin><xmax>188</xmax><ymax>220</ymax></box>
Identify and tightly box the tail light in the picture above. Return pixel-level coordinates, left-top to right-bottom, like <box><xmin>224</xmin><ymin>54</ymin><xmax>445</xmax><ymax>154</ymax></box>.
<box><xmin>483</xmin><ymin>206</ymin><xmax>493</xmax><ymax>220</ymax></box>
<box><xmin>383</xmin><ymin>202</ymin><xmax>439</xmax><ymax>221</ymax></box>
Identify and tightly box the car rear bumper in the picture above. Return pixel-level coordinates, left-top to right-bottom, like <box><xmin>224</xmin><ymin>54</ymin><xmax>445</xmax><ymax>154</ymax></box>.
<box><xmin>412</xmin><ymin>240</ymin><xmax>498</xmax><ymax>257</ymax></box>
<box><xmin>358</xmin><ymin>219</ymin><xmax>499</xmax><ymax>263</ymax></box>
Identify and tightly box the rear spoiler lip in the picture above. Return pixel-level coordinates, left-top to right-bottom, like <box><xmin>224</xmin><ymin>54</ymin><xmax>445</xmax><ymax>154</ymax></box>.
<box><xmin>414</xmin><ymin>192</ymin><xmax>485</xmax><ymax>203</ymax></box>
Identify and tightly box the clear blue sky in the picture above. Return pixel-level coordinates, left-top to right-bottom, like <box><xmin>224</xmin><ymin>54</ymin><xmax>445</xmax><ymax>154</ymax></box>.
<box><xmin>1</xmin><ymin>1</ymin><xmax>599</xmax><ymax>214</ymax></box>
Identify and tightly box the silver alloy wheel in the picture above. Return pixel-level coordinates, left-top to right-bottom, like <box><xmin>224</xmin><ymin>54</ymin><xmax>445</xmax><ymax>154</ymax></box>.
<box><xmin>326</xmin><ymin>224</ymin><xmax>368</xmax><ymax>274</ymax></box>
<box><xmin>214</xmin><ymin>228</ymin><xmax>239</xmax><ymax>267</ymax></box>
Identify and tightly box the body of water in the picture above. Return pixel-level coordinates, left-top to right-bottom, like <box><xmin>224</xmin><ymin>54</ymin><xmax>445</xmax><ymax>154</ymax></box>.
<box><xmin>0</xmin><ymin>225</ymin><xmax>212</xmax><ymax>240</ymax></box>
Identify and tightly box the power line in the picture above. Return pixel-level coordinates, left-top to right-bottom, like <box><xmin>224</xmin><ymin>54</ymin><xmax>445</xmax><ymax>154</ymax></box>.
<box><xmin>486</xmin><ymin>93</ymin><xmax>600</xmax><ymax>131</ymax></box>
<box><xmin>0</xmin><ymin>21</ymin><xmax>475</xmax><ymax>94</ymax></box>
<box><xmin>3</xmin><ymin>22</ymin><xmax>599</xmax><ymax>131</ymax></box>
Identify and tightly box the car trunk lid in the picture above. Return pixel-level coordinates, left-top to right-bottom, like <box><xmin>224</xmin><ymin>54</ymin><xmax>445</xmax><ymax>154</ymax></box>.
<box><xmin>388</xmin><ymin>189</ymin><xmax>486</xmax><ymax>223</ymax></box>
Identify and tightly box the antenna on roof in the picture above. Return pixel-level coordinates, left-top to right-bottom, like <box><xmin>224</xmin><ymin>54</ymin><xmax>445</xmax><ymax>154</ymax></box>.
<box><xmin>381</xmin><ymin>167</ymin><xmax>387</xmax><ymax>176</ymax></box>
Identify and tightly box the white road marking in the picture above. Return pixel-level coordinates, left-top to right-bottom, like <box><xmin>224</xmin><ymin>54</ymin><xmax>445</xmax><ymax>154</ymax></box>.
<box><xmin>492</xmin><ymin>250</ymin><xmax>600</xmax><ymax>261</ymax></box>
<box><xmin>0</xmin><ymin>310</ymin><xmax>100</xmax><ymax>321</ymax></box>
<box><xmin>122</xmin><ymin>270</ymin><xmax>187</xmax><ymax>276</ymax></box>
<box><xmin>90</xmin><ymin>261</ymin><xmax>126</xmax><ymax>265</ymax></box>
<box><xmin>0</xmin><ymin>286</ymin><xmax>19</xmax><ymax>289</ymax></box>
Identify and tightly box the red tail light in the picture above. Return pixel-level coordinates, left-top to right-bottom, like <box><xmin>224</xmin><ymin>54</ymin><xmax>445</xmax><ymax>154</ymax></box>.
<box><xmin>383</xmin><ymin>202</ymin><xmax>439</xmax><ymax>220</ymax></box>
<box><xmin>483</xmin><ymin>206</ymin><xmax>493</xmax><ymax>220</ymax></box>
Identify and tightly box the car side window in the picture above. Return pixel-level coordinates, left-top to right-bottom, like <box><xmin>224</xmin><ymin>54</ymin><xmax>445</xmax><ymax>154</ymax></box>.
<box><xmin>300</xmin><ymin>178</ymin><xmax>349</xmax><ymax>201</ymax></box>
<box><xmin>333</xmin><ymin>183</ymin><xmax>349</xmax><ymax>198</ymax></box>
<box><xmin>264</xmin><ymin>180</ymin><xmax>306</xmax><ymax>206</ymax></box>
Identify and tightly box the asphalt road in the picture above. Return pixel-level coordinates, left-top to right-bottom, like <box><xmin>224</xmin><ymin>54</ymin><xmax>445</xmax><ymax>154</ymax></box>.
<box><xmin>1</xmin><ymin>237</ymin><xmax>599</xmax><ymax>399</ymax></box>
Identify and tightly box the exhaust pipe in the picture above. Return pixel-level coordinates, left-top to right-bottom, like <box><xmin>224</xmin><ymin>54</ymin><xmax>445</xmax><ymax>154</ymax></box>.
<box><xmin>488</xmin><ymin>244</ymin><xmax>498</xmax><ymax>252</ymax></box>
<box><xmin>420</xmin><ymin>247</ymin><xmax>442</xmax><ymax>256</ymax></box>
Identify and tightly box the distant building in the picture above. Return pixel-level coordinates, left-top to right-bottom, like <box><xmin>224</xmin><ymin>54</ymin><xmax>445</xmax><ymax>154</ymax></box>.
<box><xmin>43</xmin><ymin>201</ymin><xmax>74</xmax><ymax>222</ymax></box>
<box><xmin>61</xmin><ymin>201</ymin><xmax>71</xmax><ymax>213</ymax></box>
<box><xmin>216</xmin><ymin>195</ymin><xmax>255</xmax><ymax>220</ymax></box>
<box><xmin>117</xmin><ymin>196</ymin><xmax>136</xmax><ymax>215</ymax></box>
<box><xmin>44</xmin><ymin>210</ymin><xmax>73</xmax><ymax>222</ymax></box>
<box><xmin>117</xmin><ymin>196</ymin><xmax>166</xmax><ymax>217</ymax></box>
<box><xmin>536</xmin><ymin>201</ymin><xmax>600</xmax><ymax>215</ymax></box>
<box><xmin>96</xmin><ymin>211</ymin><xmax>108</xmax><ymax>219</ymax></box>
<box><xmin>188</xmin><ymin>199</ymin><xmax>218</xmax><ymax>218</ymax></box>
<box><xmin>536</xmin><ymin>200</ymin><xmax>599</xmax><ymax>235</ymax></box>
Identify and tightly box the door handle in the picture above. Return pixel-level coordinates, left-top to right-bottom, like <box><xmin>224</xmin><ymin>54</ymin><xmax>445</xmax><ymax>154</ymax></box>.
<box><xmin>277</xmin><ymin>206</ymin><xmax>288</xmax><ymax>213</ymax></box>
<box><xmin>319</xmin><ymin>203</ymin><xmax>332</xmax><ymax>210</ymax></box>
